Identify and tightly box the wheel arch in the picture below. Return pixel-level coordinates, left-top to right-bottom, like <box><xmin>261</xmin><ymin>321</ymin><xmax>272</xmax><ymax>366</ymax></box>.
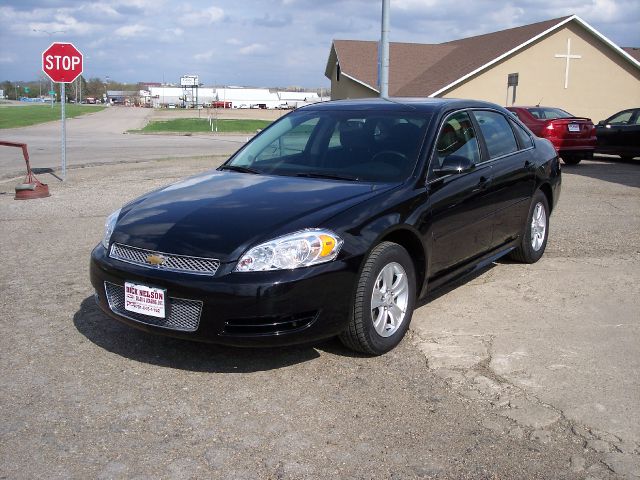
<box><xmin>538</xmin><ymin>182</ymin><xmax>554</xmax><ymax>213</ymax></box>
<box><xmin>376</xmin><ymin>227</ymin><xmax>427</xmax><ymax>297</ymax></box>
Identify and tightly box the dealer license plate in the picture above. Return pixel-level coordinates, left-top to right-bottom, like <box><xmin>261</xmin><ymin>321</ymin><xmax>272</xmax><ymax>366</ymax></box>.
<box><xmin>124</xmin><ymin>282</ymin><xmax>166</xmax><ymax>318</ymax></box>
<box><xmin>568</xmin><ymin>123</ymin><xmax>580</xmax><ymax>132</ymax></box>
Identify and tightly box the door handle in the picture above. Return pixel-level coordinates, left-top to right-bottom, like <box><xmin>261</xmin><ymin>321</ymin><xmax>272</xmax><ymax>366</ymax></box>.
<box><xmin>472</xmin><ymin>176</ymin><xmax>491</xmax><ymax>192</ymax></box>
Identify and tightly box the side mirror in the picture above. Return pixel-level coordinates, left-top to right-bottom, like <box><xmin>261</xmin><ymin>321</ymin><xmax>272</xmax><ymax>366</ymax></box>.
<box><xmin>597</xmin><ymin>120</ymin><xmax>605</xmax><ymax>126</ymax></box>
<box><xmin>434</xmin><ymin>155</ymin><xmax>475</xmax><ymax>176</ymax></box>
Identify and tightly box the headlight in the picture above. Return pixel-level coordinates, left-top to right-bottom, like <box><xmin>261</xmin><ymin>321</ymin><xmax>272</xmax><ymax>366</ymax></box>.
<box><xmin>235</xmin><ymin>229</ymin><xmax>343</xmax><ymax>272</ymax></box>
<box><xmin>101</xmin><ymin>208</ymin><xmax>121</xmax><ymax>249</ymax></box>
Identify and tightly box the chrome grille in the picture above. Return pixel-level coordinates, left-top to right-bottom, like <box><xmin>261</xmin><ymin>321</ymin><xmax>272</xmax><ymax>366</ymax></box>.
<box><xmin>110</xmin><ymin>243</ymin><xmax>220</xmax><ymax>275</ymax></box>
<box><xmin>104</xmin><ymin>281</ymin><xmax>202</xmax><ymax>332</ymax></box>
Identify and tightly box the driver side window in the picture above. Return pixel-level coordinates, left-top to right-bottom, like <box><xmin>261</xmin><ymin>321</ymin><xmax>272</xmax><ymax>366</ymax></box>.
<box><xmin>433</xmin><ymin>111</ymin><xmax>480</xmax><ymax>169</ymax></box>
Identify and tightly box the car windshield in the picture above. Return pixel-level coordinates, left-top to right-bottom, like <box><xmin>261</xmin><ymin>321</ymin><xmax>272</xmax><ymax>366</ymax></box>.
<box><xmin>526</xmin><ymin>107</ymin><xmax>573</xmax><ymax>119</ymax></box>
<box><xmin>224</xmin><ymin>109</ymin><xmax>432</xmax><ymax>182</ymax></box>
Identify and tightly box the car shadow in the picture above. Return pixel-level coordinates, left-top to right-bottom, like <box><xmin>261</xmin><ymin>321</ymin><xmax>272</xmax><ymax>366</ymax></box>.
<box><xmin>73</xmin><ymin>296</ymin><xmax>364</xmax><ymax>372</ymax></box>
<box><xmin>562</xmin><ymin>155</ymin><xmax>639</xmax><ymax>189</ymax></box>
<box><xmin>416</xmin><ymin>262</ymin><xmax>498</xmax><ymax>308</ymax></box>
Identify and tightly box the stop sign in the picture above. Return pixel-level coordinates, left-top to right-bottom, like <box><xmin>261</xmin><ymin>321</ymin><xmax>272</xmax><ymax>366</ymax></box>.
<box><xmin>42</xmin><ymin>42</ymin><xmax>83</xmax><ymax>83</ymax></box>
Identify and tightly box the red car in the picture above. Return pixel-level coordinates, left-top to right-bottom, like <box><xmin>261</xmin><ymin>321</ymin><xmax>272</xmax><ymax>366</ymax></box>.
<box><xmin>507</xmin><ymin>106</ymin><xmax>596</xmax><ymax>165</ymax></box>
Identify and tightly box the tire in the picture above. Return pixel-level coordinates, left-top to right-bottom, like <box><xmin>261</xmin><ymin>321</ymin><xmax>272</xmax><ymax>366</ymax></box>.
<box><xmin>339</xmin><ymin>242</ymin><xmax>416</xmax><ymax>355</ymax></box>
<box><xmin>510</xmin><ymin>190</ymin><xmax>549</xmax><ymax>264</ymax></box>
<box><xmin>562</xmin><ymin>156</ymin><xmax>581</xmax><ymax>165</ymax></box>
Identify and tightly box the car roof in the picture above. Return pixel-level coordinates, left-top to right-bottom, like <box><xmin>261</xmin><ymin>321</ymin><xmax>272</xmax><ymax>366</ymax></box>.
<box><xmin>301</xmin><ymin>97</ymin><xmax>504</xmax><ymax>114</ymax></box>
<box><xmin>507</xmin><ymin>106</ymin><xmax>567</xmax><ymax>110</ymax></box>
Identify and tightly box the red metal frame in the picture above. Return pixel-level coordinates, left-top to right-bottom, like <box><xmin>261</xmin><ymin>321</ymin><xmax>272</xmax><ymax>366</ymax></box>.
<box><xmin>0</xmin><ymin>141</ymin><xmax>51</xmax><ymax>200</ymax></box>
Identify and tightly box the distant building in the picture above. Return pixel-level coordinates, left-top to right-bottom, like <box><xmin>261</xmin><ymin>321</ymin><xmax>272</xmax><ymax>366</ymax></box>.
<box><xmin>148</xmin><ymin>87</ymin><xmax>216</xmax><ymax>107</ymax></box>
<box><xmin>214</xmin><ymin>87</ymin><xmax>279</xmax><ymax>108</ymax></box>
<box><xmin>325</xmin><ymin>15</ymin><xmax>640</xmax><ymax>121</ymax></box>
<box><xmin>106</xmin><ymin>90</ymin><xmax>140</xmax><ymax>105</ymax></box>
<box><xmin>147</xmin><ymin>86</ymin><xmax>322</xmax><ymax>109</ymax></box>
<box><xmin>277</xmin><ymin>91</ymin><xmax>321</xmax><ymax>108</ymax></box>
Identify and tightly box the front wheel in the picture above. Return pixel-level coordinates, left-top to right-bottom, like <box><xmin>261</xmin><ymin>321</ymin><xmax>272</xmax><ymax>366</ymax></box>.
<box><xmin>339</xmin><ymin>242</ymin><xmax>416</xmax><ymax>355</ymax></box>
<box><xmin>510</xmin><ymin>190</ymin><xmax>549</xmax><ymax>264</ymax></box>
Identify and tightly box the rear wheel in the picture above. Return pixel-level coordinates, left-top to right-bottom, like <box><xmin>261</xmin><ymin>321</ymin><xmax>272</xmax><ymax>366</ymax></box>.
<box><xmin>562</xmin><ymin>156</ymin><xmax>581</xmax><ymax>165</ymax></box>
<box><xmin>339</xmin><ymin>242</ymin><xmax>416</xmax><ymax>355</ymax></box>
<box><xmin>510</xmin><ymin>190</ymin><xmax>549</xmax><ymax>264</ymax></box>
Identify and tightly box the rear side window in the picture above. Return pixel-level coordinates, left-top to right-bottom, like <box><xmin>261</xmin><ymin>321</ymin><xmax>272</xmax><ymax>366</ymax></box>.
<box><xmin>510</xmin><ymin>120</ymin><xmax>533</xmax><ymax>148</ymax></box>
<box><xmin>473</xmin><ymin>110</ymin><xmax>518</xmax><ymax>159</ymax></box>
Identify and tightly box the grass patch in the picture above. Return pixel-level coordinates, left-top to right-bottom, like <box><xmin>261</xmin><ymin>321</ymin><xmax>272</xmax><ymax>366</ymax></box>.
<box><xmin>136</xmin><ymin>118</ymin><xmax>272</xmax><ymax>134</ymax></box>
<box><xmin>0</xmin><ymin>104</ymin><xmax>105</xmax><ymax>129</ymax></box>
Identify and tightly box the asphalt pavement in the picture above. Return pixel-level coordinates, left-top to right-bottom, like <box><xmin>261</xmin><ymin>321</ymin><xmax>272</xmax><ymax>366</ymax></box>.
<box><xmin>0</xmin><ymin>106</ymin><xmax>248</xmax><ymax>179</ymax></box>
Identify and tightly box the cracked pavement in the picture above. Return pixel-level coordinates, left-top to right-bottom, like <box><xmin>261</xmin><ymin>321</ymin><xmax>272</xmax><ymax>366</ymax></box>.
<box><xmin>411</xmin><ymin>159</ymin><xmax>640</xmax><ymax>478</ymax></box>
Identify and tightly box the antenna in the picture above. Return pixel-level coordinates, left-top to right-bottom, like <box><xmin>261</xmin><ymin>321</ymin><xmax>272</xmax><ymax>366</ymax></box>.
<box><xmin>536</xmin><ymin>97</ymin><xmax>543</xmax><ymax>107</ymax></box>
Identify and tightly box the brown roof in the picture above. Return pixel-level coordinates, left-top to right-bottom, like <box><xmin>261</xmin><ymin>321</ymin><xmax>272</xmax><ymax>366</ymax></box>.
<box><xmin>329</xmin><ymin>15</ymin><xmax>638</xmax><ymax>96</ymax></box>
<box><xmin>623</xmin><ymin>47</ymin><xmax>640</xmax><ymax>62</ymax></box>
<box><xmin>331</xmin><ymin>40</ymin><xmax>455</xmax><ymax>93</ymax></box>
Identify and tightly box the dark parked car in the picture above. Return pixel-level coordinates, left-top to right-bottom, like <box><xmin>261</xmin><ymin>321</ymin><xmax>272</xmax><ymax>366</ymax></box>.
<box><xmin>507</xmin><ymin>106</ymin><xmax>596</xmax><ymax>165</ymax></box>
<box><xmin>595</xmin><ymin>108</ymin><xmax>640</xmax><ymax>161</ymax></box>
<box><xmin>91</xmin><ymin>98</ymin><xmax>561</xmax><ymax>355</ymax></box>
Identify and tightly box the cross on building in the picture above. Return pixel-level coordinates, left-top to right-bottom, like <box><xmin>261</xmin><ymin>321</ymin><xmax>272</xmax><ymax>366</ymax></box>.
<box><xmin>555</xmin><ymin>38</ymin><xmax>582</xmax><ymax>89</ymax></box>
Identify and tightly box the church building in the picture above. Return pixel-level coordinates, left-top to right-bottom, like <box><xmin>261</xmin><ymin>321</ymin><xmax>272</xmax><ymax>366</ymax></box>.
<box><xmin>325</xmin><ymin>15</ymin><xmax>640</xmax><ymax>121</ymax></box>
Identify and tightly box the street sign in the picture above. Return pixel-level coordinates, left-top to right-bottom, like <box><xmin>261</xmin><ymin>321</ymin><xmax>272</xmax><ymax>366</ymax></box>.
<box><xmin>41</xmin><ymin>42</ymin><xmax>84</xmax><ymax>182</ymax></box>
<box><xmin>24</xmin><ymin>87</ymin><xmax>30</xmax><ymax>93</ymax></box>
<box><xmin>42</xmin><ymin>42</ymin><xmax>83</xmax><ymax>83</ymax></box>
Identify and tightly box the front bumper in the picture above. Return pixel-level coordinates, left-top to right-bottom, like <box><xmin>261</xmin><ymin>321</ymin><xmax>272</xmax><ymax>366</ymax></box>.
<box><xmin>90</xmin><ymin>245</ymin><xmax>360</xmax><ymax>347</ymax></box>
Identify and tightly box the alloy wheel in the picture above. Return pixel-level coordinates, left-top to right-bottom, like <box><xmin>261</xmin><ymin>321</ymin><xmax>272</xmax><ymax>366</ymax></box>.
<box><xmin>370</xmin><ymin>262</ymin><xmax>409</xmax><ymax>337</ymax></box>
<box><xmin>531</xmin><ymin>202</ymin><xmax>547</xmax><ymax>251</ymax></box>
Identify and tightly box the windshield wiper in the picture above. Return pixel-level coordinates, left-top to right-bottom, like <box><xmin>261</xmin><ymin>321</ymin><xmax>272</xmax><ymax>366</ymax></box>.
<box><xmin>294</xmin><ymin>171</ymin><xmax>359</xmax><ymax>181</ymax></box>
<box><xmin>218</xmin><ymin>164</ymin><xmax>261</xmax><ymax>174</ymax></box>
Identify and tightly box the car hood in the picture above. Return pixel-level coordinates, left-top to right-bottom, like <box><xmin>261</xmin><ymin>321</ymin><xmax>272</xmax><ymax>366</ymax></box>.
<box><xmin>111</xmin><ymin>170</ymin><xmax>392</xmax><ymax>261</ymax></box>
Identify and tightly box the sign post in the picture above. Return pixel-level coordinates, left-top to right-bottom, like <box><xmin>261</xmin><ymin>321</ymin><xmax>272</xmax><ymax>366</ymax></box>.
<box><xmin>42</xmin><ymin>42</ymin><xmax>83</xmax><ymax>181</ymax></box>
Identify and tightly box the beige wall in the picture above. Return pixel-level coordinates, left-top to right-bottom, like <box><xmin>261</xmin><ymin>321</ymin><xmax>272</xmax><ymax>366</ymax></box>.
<box><xmin>445</xmin><ymin>23</ymin><xmax>640</xmax><ymax>122</ymax></box>
<box><xmin>329</xmin><ymin>68</ymin><xmax>377</xmax><ymax>100</ymax></box>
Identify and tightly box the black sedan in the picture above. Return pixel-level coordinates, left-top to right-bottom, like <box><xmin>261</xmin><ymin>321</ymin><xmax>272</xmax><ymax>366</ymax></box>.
<box><xmin>91</xmin><ymin>98</ymin><xmax>561</xmax><ymax>355</ymax></box>
<box><xmin>595</xmin><ymin>108</ymin><xmax>640</xmax><ymax>161</ymax></box>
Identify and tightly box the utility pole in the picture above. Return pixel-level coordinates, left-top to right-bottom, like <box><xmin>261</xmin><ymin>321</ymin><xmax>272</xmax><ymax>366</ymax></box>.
<box><xmin>379</xmin><ymin>0</ymin><xmax>390</xmax><ymax>98</ymax></box>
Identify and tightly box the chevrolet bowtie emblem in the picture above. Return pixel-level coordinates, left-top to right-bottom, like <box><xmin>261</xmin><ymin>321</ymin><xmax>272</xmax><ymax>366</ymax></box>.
<box><xmin>146</xmin><ymin>254</ymin><xmax>166</xmax><ymax>266</ymax></box>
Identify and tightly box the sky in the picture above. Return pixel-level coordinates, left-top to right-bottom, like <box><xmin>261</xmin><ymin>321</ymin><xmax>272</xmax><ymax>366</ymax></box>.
<box><xmin>1</xmin><ymin>0</ymin><xmax>639</xmax><ymax>88</ymax></box>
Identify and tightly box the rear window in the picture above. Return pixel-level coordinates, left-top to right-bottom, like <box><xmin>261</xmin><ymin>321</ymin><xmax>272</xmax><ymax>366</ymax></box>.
<box><xmin>607</xmin><ymin>111</ymin><xmax>633</xmax><ymax>125</ymax></box>
<box><xmin>526</xmin><ymin>107</ymin><xmax>572</xmax><ymax>119</ymax></box>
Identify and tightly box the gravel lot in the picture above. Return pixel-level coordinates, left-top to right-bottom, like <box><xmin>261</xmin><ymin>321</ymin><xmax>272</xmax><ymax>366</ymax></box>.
<box><xmin>0</xmin><ymin>110</ymin><xmax>639</xmax><ymax>478</ymax></box>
